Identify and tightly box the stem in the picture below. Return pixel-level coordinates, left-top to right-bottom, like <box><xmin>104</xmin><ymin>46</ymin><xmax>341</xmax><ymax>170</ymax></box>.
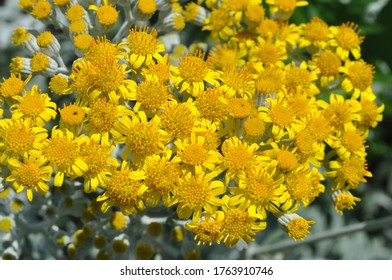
<box><xmin>247</xmin><ymin>215</ymin><xmax>392</xmax><ymax>258</ymax></box>
<box><xmin>112</xmin><ymin>4</ymin><xmax>134</xmax><ymax>43</ymax></box>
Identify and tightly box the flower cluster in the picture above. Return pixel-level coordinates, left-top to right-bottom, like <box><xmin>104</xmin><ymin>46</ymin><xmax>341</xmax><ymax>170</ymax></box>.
<box><xmin>0</xmin><ymin>0</ymin><xmax>383</xmax><ymax>259</ymax></box>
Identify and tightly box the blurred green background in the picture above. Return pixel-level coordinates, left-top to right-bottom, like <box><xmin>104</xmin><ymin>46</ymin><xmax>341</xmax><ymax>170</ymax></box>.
<box><xmin>0</xmin><ymin>0</ymin><xmax>391</xmax><ymax>259</ymax></box>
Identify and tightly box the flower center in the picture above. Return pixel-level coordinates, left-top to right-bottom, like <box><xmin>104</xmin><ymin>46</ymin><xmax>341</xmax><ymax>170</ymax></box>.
<box><xmin>277</xmin><ymin>150</ymin><xmax>298</xmax><ymax>171</ymax></box>
<box><xmin>16</xmin><ymin>161</ymin><xmax>41</xmax><ymax>187</ymax></box>
<box><xmin>347</xmin><ymin>61</ymin><xmax>374</xmax><ymax>91</ymax></box>
<box><xmin>227</xmin><ymin>98</ymin><xmax>251</xmax><ymax>118</ymax></box>
<box><xmin>181</xmin><ymin>143</ymin><xmax>207</xmax><ymax>166</ymax></box>
<box><xmin>178</xmin><ymin>51</ymin><xmax>209</xmax><ymax>83</ymax></box>
<box><xmin>244</xmin><ymin>117</ymin><xmax>265</xmax><ymax>137</ymax></box>
<box><xmin>31</xmin><ymin>53</ymin><xmax>50</xmax><ymax>73</ymax></box>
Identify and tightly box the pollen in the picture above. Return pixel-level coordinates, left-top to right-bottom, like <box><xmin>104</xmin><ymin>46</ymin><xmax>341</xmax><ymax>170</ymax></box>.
<box><xmin>60</xmin><ymin>104</ymin><xmax>85</xmax><ymax>126</ymax></box>
<box><xmin>316</xmin><ymin>50</ymin><xmax>341</xmax><ymax>77</ymax></box>
<box><xmin>138</xmin><ymin>0</ymin><xmax>157</xmax><ymax>15</ymax></box>
<box><xmin>31</xmin><ymin>53</ymin><xmax>50</xmax><ymax>73</ymax></box>
<box><xmin>227</xmin><ymin>98</ymin><xmax>251</xmax><ymax>119</ymax></box>
<box><xmin>88</xmin><ymin>98</ymin><xmax>118</xmax><ymax>133</ymax></box>
<box><xmin>178</xmin><ymin>50</ymin><xmax>209</xmax><ymax>83</ymax></box>
<box><xmin>31</xmin><ymin>1</ymin><xmax>52</xmax><ymax>20</ymax></box>
<box><xmin>302</xmin><ymin>17</ymin><xmax>329</xmax><ymax>43</ymax></box>
<box><xmin>0</xmin><ymin>75</ymin><xmax>25</xmax><ymax>98</ymax></box>
<box><xmin>270</xmin><ymin>103</ymin><xmax>293</xmax><ymax>127</ymax></box>
<box><xmin>49</xmin><ymin>75</ymin><xmax>69</xmax><ymax>95</ymax></box>
<box><xmin>136</xmin><ymin>80</ymin><xmax>168</xmax><ymax>111</ymax></box>
<box><xmin>346</xmin><ymin>61</ymin><xmax>374</xmax><ymax>91</ymax></box>
<box><xmin>161</xmin><ymin>102</ymin><xmax>196</xmax><ymax>138</ymax></box>
<box><xmin>181</xmin><ymin>144</ymin><xmax>207</xmax><ymax>166</ymax></box>
<box><xmin>128</xmin><ymin>26</ymin><xmax>160</xmax><ymax>56</ymax></box>
<box><xmin>194</xmin><ymin>219</ymin><xmax>221</xmax><ymax>245</ymax></box>
<box><xmin>277</xmin><ymin>150</ymin><xmax>298</xmax><ymax>171</ymax></box>
<box><xmin>177</xmin><ymin>179</ymin><xmax>207</xmax><ymax>209</ymax></box>
<box><xmin>244</xmin><ymin>117</ymin><xmax>265</xmax><ymax>137</ymax></box>
<box><xmin>223</xmin><ymin>208</ymin><xmax>251</xmax><ymax>238</ymax></box>
<box><xmin>96</xmin><ymin>4</ymin><xmax>119</xmax><ymax>26</ymax></box>
<box><xmin>15</xmin><ymin>161</ymin><xmax>41</xmax><ymax>187</ymax></box>
<box><xmin>335</xmin><ymin>22</ymin><xmax>364</xmax><ymax>51</ymax></box>
<box><xmin>196</xmin><ymin>87</ymin><xmax>227</xmax><ymax>121</ymax></box>
<box><xmin>36</xmin><ymin>31</ymin><xmax>54</xmax><ymax>48</ymax></box>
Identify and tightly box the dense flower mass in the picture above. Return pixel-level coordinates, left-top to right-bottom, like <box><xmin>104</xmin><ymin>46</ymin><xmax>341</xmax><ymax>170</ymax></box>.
<box><xmin>0</xmin><ymin>0</ymin><xmax>383</xmax><ymax>259</ymax></box>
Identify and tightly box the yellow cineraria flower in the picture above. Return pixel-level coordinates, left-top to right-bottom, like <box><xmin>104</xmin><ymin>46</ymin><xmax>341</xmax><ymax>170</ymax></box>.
<box><xmin>10</xmin><ymin>85</ymin><xmax>57</xmax><ymax>127</ymax></box>
<box><xmin>330</xmin><ymin>128</ymin><xmax>368</xmax><ymax>160</ymax></box>
<box><xmin>266</xmin><ymin>0</ymin><xmax>308</xmax><ymax>20</ymax></box>
<box><xmin>59</xmin><ymin>103</ymin><xmax>86</xmax><ymax>136</ymax></box>
<box><xmin>111</xmin><ymin>111</ymin><xmax>169</xmax><ymax>163</ymax></box>
<box><xmin>332</xmin><ymin>190</ymin><xmax>361</xmax><ymax>215</ymax></box>
<box><xmin>97</xmin><ymin>161</ymin><xmax>147</xmax><ymax>215</ymax></box>
<box><xmin>127</xmin><ymin>26</ymin><xmax>165</xmax><ymax>69</ymax></box>
<box><xmin>79</xmin><ymin>134</ymin><xmax>120</xmax><ymax>193</ymax></box>
<box><xmin>202</xmin><ymin>7</ymin><xmax>236</xmax><ymax>42</ymax></box>
<box><xmin>230</xmin><ymin>165</ymin><xmax>287</xmax><ymax>218</ymax></box>
<box><xmin>278</xmin><ymin>213</ymin><xmax>314</xmax><ymax>241</ymax></box>
<box><xmin>269</xmin><ymin>142</ymin><xmax>299</xmax><ymax>172</ymax></box>
<box><xmin>219</xmin><ymin>196</ymin><xmax>266</xmax><ymax>247</ymax></box>
<box><xmin>325</xmin><ymin>155</ymin><xmax>372</xmax><ymax>190</ymax></box>
<box><xmin>251</xmin><ymin>38</ymin><xmax>288</xmax><ymax>68</ymax></box>
<box><xmin>185</xmin><ymin>214</ymin><xmax>223</xmax><ymax>246</ymax></box>
<box><xmin>174</xmin><ymin>166</ymin><xmax>225</xmax><ymax>222</ymax></box>
<box><xmin>358</xmin><ymin>94</ymin><xmax>384</xmax><ymax>129</ymax></box>
<box><xmin>309</xmin><ymin>50</ymin><xmax>342</xmax><ymax>88</ymax></box>
<box><xmin>42</xmin><ymin>127</ymin><xmax>88</xmax><ymax>187</ymax></box>
<box><xmin>0</xmin><ymin>119</ymin><xmax>47</xmax><ymax>165</ymax></box>
<box><xmin>49</xmin><ymin>74</ymin><xmax>72</xmax><ymax>95</ymax></box>
<box><xmin>284</xmin><ymin>61</ymin><xmax>320</xmax><ymax>96</ymax></box>
<box><xmin>143</xmin><ymin>149</ymin><xmax>181</xmax><ymax>207</ymax></box>
<box><xmin>196</xmin><ymin>87</ymin><xmax>228</xmax><ymax>122</ymax></box>
<box><xmin>340</xmin><ymin>60</ymin><xmax>375</xmax><ymax>98</ymax></box>
<box><xmin>6</xmin><ymin>155</ymin><xmax>52</xmax><ymax>202</ymax></box>
<box><xmin>299</xmin><ymin>17</ymin><xmax>330</xmax><ymax>50</ymax></box>
<box><xmin>329</xmin><ymin>22</ymin><xmax>364</xmax><ymax>60</ymax></box>
<box><xmin>89</xmin><ymin>0</ymin><xmax>119</xmax><ymax>32</ymax></box>
<box><xmin>31</xmin><ymin>0</ymin><xmax>52</xmax><ymax>21</ymax></box>
<box><xmin>218</xmin><ymin>64</ymin><xmax>255</xmax><ymax>99</ymax></box>
<box><xmin>207</xmin><ymin>43</ymin><xmax>247</xmax><ymax>71</ymax></box>
<box><xmin>171</xmin><ymin>50</ymin><xmax>219</xmax><ymax>97</ymax></box>
<box><xmin>0</xmin><ymin>73</ymin><xmax>31</xmax><ymax>99</ymax></box>
<box><xmin>174</xmin><ymin>133</ymin><xmax>222</xmax><ymax>170</ymax></box>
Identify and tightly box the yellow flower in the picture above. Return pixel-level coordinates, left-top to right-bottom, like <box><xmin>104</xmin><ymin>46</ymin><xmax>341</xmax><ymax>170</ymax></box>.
<box><xmin>207</xmin><ymin>43</ymin><xmax>246</xmax><ymax>71</ymax></box>
<box><xmin>266</xmin><ymin>0</ymin><xmax>308</xmax><ymax>20</ymax></box>
<box><xmin>202</xmin><ymin>7</ymin><xmax>236</xmax><ymax>42</ymax></box>
<box><xmin>112</xmin><ymin>111</ymin><xmax>169</xmax><ymax>162</ymax></box>
<box><xmin>174</xmin><ymin>133</ymin><xmax>222</xmax><ymax>170</ymax></box>
<box><xmin>0</xmin><ymin>73</ymin><xmax>31</xmax><ymax>99</ymax></box>
<box><xmin>59</xmin><ymin>103</ymin><xmax>86</xmax><ymax>136</ymax></box>
<box><xmin>284</xmin><ymin>61</ymin><xmax>320</xmax><ymax>96</ymax></box>
<box><xmin>332</xmin><ymin>190</ymin><xmax>361</xmax><ymax>215</ymax></box>
<box><xmin>79</xmin><ymin>135</ymin><xmax>119</xmax><ymax>193</ymax></box>
<box><xmin>309</xmin><ymin>50</ymin><xmax>342</xmax><ymax>87</ymax></box>
<box><xmin>171</xmin><ymin>50</ymin><xmax>219</xmax><ymax>96</ymax></box>
<box><xmin>329</xmin><ymin>22</ymin><xmax>364</xmax><ymax>60</ymax></box>
<box><xmin>127</xmin><ymin>25</ymin><xmax>165</xmax><ymax>69</ymax></box>
<box><xmin>331</xmin><ymin>129</ymin><xmax>368</xmax><ymax>159</ymax></box>
<box><xmin>97</xmin><ymin>161</ymin><xmax>147</xmax><ymax>215</ymax></box>
<box><xmin>31</xmin><ymin>0</ymin><xmax>52</xmax><ymax>20</ymax></box>
<box><xmin>10</xmin><ymin>85</ymin><xmax>57</xmax><ymax>127</ymax></box>
<box><xmin>358</xmin><ymin>94</ymin><xmax>384</xmax><ymax>129</ymax></box>
<box><xmin>326</xmin><ymin>156</ymin><xmax>372</xmax><ymax>190</ymax></box>
<box><xmin>174</xmin><ymin>166</ymin><xmax>225</xmax><ymax>222</ymax></box>
<box><xmin>278</xmin><ymin>213</ymin><xmax>314</xmax><ymax>240</ymax></box>
<box><xmin>89</xmin><ymin>0</ymin><xmax>119</xmax><ymax>31</ymax></box>
<box><xmin>219</xmin><ymin>197</ymin><xmax>266</xmax><ymax>247</ymax></box>
<box><xmin>0</xmin><ymin>119</ymin><xmax>47</xmax><ymax>165</ymax></box>
<box><xmin>196</xmin><ymin>87</ymin><xmax>228</xmax><ymax>122</ymax></box>
<box><xmin>41</xmin><ymin>127</ymin><xmax>88</xmax><ymax>187</ymax></box>
<box><xmin>218</xmin><ymin>64</ymin><xmax>255</xmax><ymax>99</ymax></box>
<box><xmin>143</xmin><ymin>149</ymin><xmax>181</xmax><ymax>207</ymax></box>
<box><xmin>185</xmin><ymin>213</ymin><xmax>223</xmax><ymax>245</ymax></box>
<box><xmin>340</xmin><ymin>60</ymin><xmax>375</xmax><ymax>98</ymax></box>
<box><xmin>299</xmin><ymin>17</ymin><xmax>330</xmax><ymax>49</ymax></box>
<box><xmin>6</xmin><ymin>154</ymin><xmax>52</xmax><ymax>202</ymax></box>
<box><xmin>49</xmin><ymin>74</ymin><xmax>71</xmax><ymax>95</ymax></box>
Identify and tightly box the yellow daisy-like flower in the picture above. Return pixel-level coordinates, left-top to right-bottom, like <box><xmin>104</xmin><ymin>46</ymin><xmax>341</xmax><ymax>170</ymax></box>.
<box><xmin>59</xmin><ymin>103</ymin><xmax>86</xmax><ymax>136</ymax></box>
<box><xmin>196</xmin><ymin>87</ymin><xmax>228</xmax><ymax>122</ymax></box>
<box><xmin>171</xmin><ymin>50</ymin><xmax>219</xmax><ymax>96</ymax></box>
<box><xmin>325</xmin><ymin>155</ymin><xmax>372</xmax><ymax>190</ymax></box>
<box><xmin>6</xmin><ymin>155</ymin><xmax>52</xmax><ymax>202</ymax></box>
<box><xmin>0</xmin><ymin>119</ymin><xmax>47</xmax><ymax>165</ymax></box>
<box><xmin>299</xmin><ymin>17</ymin><xmax>330</xmax><ymax>50</ymax></box>
<box><xmin>111</xmin><ymin>111</ymin><xmax>169</xmax><ymax>162</ymax></box>
<box><xmin>251</xmin><ymin>38</ymin><xmax>288</xmax><ymax>68</ymax></box>
<box><xmin>49</xmin><ymin>74</ymin><xmax>71</xmax><ymax>95</ymax></box>
<box><xmin>309</xmin><ymin>50</ymin><xmax>342</xmax><ymax>88</ymax></box>
<box><xmin>218</xmin><ymin>64</ymin><xmax>255</xmax><ymax>99</ymax></box>
<box><xmin>10</xmin><ymin>85</ymin><xmax>57</xmax><ymax>127</ymax></box>
<box><xmin>358</xmin><ymin>94</ymin><xmax>384</xmax><ymax>129</ymax></box>
<box><xmin>0</xmin><ymin>73</ymin><xmax>31</xmax><ymax>99</ymax></box>
<box><xmin>207</xmin><ymin>43</ymin><xmax>247</xmax><ymax>71</ymax></box>
<box><xmin>266</xmin><ymin>0</ymin><xmax>308</xmax><ymax>20</ymax></box>
<box><xmin>143</xmin><ymin>149</ymin><xmax>181</xmax><ymax>207</ymax></box>
<box><xmin>278</xmin><ymin>213</ymin><xmax>314</xmax><ymax>241</ymax></box>
<box><xmin>340</xmin><ymin>59</ymin><xmax>375</xmax><ymax>98</ymax></box>
<box><xmin>332</xmin><ymin>190</ymin><xmax>361</xmax><ymax>215</ymax></box>
<box><xmin>331</xmin><ymin>128</ymin><xmax>368</xmax><ymax>159</ymax></box>
<box><xmin>284</xmin><ymin>61</ymin><xmax>320</xmax><ymax>96</ymax></box>
<box><xmin>174</xmin><ymin>133</ymin><xmax>221</xmax><ymax>171</ymax></box>
<box><xmin>185</xmin><ymin>213</ymin><xmax>223</xmax><ymax>245</ymax></box>
<box><xmin>202</xmin><ymin>7</ymin><xmax>236</xmax><ymax>42</ymax></box>
<box><xmin>79</xmin><ymin>134</ymin><xmax>120</xmax><ymax>193</ymax></box>
<box><xmin>97</xmin><ymin>161</ymin><xmax>147</xmax><ymax>215</ymax></box>
<box><xmin>42</xmin><ymin>127</ymin><xmax>88</xmax><ymax>187</ymax></box>
<box><xmin>329</xmin><ymin>22</ymin><xmax>364</xmax><ymax>60</ymax></box>
<box><xmin>127</xmin><ymin>25</ymin><xmax>165</xmax><ymax>69</ymax></box>
<box><xmin>89</xmin><ymin>0</ymin><xmax>119</xmax><ymax>31</ymax></box>
<box><xmin>269</xmin><ymin>142</ymin><xmax>299</xmax><ymax>172</ymax></box>
<box><xmin>230</xmin><ymin>165</ymin><xmax>287</xmax><ymax>218</ymax></box>
<box><xmin>175</xmin><ymin>166</ymin><xmax>225</xmax><ymax>222</ymax></box>
<box><xmin>219</xmin><ymin>197</ymin><xmax>266</xmax><ymax>247</ymax></box>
